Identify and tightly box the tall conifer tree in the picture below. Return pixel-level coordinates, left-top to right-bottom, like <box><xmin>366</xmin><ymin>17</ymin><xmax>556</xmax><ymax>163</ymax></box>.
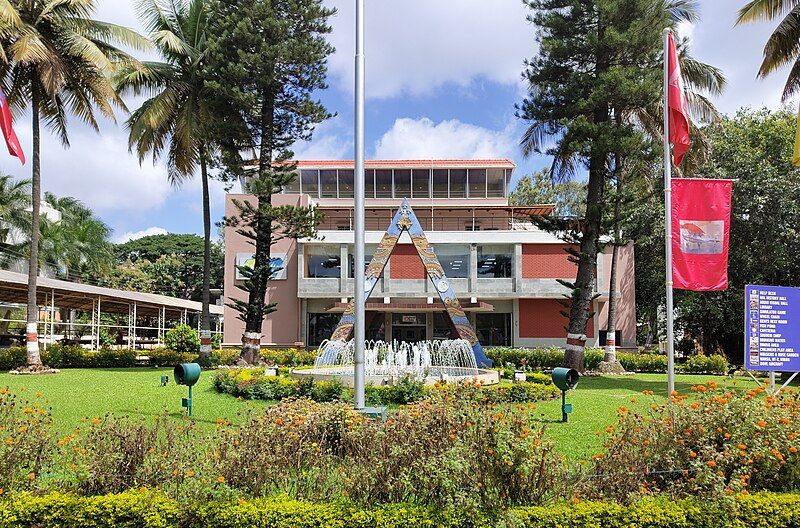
<box><xmin>518</xmin><ymin>0</ymin><xmax>669</xmax><ymax>370</ymax></box>
<box><xmin>206</xmin><ymin>0</ymin><xmax>334</xmax><ymax>363</ymax></box>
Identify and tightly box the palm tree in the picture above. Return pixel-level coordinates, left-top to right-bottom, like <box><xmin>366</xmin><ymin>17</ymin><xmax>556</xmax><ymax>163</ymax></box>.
<box><xmin>114</xmin><ymin>0</ymin><xmax>215</xmax><ymax>360</ymax></box>
<box><xmin>0</xmin><ymin>174</ymin><xmax>29</xmax><ymax>265</ymax></box>
<box><xmin>39</xmin><ymin>192</ymin><xmax>113</xmax><ymax>280</ymax></box>
<box><xmin>0</xmin><ymin>0</ymin><xmax>147</xmax><ymax>368</ymax></box>
<box><xmin>737</xmin><ymin>0</ymin><xmax>800</xmax><ymax>100</ymax></box>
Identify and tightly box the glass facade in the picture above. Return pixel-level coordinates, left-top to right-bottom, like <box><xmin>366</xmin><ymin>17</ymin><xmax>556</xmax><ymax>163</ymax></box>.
<box><xmin>305</xmin><ymin>246</ymin><xmax>341</xmax><ymax>278</ymax></box>
<box><xmin>433</xmin><ymin>244</ymin><xmax>469</xmax><ymax>278</ymax></box>
<box><xmin>476</xmin><ymin>313</ymin><xmax>511</xmax><ymax>346</ymax></box>
<box><xmin>477</xmin><ymin>244</ymin><xmax>513</xmax><ymax>278</ymax></box>
<box><xmin>394</xmin><ymin>169</ymin><xmax>411</xmax><ymax>198</ymax></box>
<box><xmin>412</xmin><ymin>169</ymin><xmax>430</xmax><ymax>198</ymax></box>
<box><xmin>282</xmin><ymin>167</ymin><xmax>511</xmax><ymax>199</ymax></box>
<box><xmin>307</xmin><ymin>313</ymin><xmax>340</xmax><ymax>346</ymax></box>
<box><xmin>433</xmin><ymin>312</ymin><xmax>453</xmax><ymax>340</ymax></box>
<box><xmin>347</xmin><ymin>244</ymin><xmax>377</xmax><ymax>278</ymax></box>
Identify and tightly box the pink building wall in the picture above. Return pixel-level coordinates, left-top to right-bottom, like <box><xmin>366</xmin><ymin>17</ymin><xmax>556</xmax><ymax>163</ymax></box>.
<box><xmin>596</xmin><ymin>243</ymin><xmax>637</xmax><ymax>347</ymax></box>
<box><xmin>223</xmin><ymin>194</ymin><xmax>306</xmax><ymax>346</ymax></box>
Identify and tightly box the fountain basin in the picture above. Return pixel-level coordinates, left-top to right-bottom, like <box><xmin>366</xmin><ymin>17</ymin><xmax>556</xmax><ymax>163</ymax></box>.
<box><xmin>290</xmin><ymin>365</ymin><xmax>500</xmax><ymax>387</ymax></box>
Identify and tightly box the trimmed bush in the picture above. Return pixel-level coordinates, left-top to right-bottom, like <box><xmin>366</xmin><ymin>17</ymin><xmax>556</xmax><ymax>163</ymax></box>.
<box><xmin>259</xmin><ymin>347</ymin><xmax>316</xmax><ymax>366</ymax></box>
<box><xmin>164</xmin><ymin>325</ymin><xmax>200</xmax><ymax>353</ymax></box>
<box><xmin>4</xmin><ymin>491</ymin><xmax>800</xmax><ymax>527</ymax></box>
<box><xmin>0</xmin><ymin>347</ymin><xmax>26</xmax><ymax>371</ymax></box>
<box><xmin>487</xmin><ymin>346</ymin><xmax>728</xmax><ymax>375</ymax></box>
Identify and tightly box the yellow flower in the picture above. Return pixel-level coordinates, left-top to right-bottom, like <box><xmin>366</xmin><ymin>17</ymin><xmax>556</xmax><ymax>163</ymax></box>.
<box><xmin>91</xmin><ymin>417</ymin><xmax>101</xmax><ymax>426</ymax></box>
<box><xmin>27</xmin><ymin>472</ymin><xmax>35</xmax><ymax>481</ymax></box>
<box><xmin>216</xmin><ymin>476</ymin><xmax>225</xmax><ymax>484</ymax></box>
<box><xmin>185</xmin><ymin>470</ymin><xmax>195</xmax><ymax>478</ymax></box>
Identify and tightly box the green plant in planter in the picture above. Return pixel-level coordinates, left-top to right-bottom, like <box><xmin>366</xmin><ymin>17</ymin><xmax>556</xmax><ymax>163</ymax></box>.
<box><xmin>164</xmin><ymin>325</ymin><xmax>200</xmax><ymax>353</ymax></box>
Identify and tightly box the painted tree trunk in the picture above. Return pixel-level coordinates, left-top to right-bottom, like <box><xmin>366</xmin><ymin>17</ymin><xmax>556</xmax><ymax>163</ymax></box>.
<box><xmin>25</xmin><ymin>86</ymin><xmax>41</xmax><ymax>367</ymax></box>
<box><xmin>199</xmin><ymin>143</ymin><xmax>212</xmax><ymax>360</ymax></box>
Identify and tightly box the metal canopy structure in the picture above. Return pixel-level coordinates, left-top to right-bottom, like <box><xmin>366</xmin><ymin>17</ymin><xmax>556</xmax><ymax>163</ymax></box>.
<box><xmin>0</xmin><ymin>269</ymin><xmax>222</xmax><ymax>349</ymax></box>
<box><xmin>0</xmin><ymin>269</ymin><xmax>222</xmax><ymax>318</ymax></box>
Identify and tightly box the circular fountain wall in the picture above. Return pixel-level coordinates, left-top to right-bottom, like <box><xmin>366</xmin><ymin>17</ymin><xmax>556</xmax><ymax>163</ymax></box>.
<box><xmin>292</xmin><ymin>339</ymin><xmax>499</xmax><ymax>386</ymax></box>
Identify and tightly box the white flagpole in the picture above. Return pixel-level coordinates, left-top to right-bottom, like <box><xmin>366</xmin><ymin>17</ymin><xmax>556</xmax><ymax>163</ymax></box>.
<box><xmin>353</xmin><ymin>0</ymin><xmax>366</xmax><ymax>409</ymax></box>
<box><xmin>663</xmin><ymin>28</ymin><xmax>676</xmax><ymax>396</ymax></box>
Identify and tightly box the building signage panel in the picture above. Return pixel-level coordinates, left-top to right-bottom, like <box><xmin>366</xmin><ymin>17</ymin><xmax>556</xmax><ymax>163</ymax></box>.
<box><xmin>235</xmin><ymin>252</ymin><xmax>288</xmax><ymax>281</ymax></box>
<box><xmin>745</xmin><ymin>285</ymin><xmax>800</xmax><ymax>371</ymax></box>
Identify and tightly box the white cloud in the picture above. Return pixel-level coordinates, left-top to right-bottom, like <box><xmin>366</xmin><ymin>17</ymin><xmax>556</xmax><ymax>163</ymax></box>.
<box><xmin>292</xmin><ymin>116</ymin><xmax>353</xmax><ymax>160</ymax></box>
<box><xmin>373</xmin><ymin>117</ymin><xmax>517</xmax><ymax>159</ymax></box>
<box><xmin>115</xmin><ymin>226</ymin><xmax>168</xmax><ymax>243</ymax></box>
<box><xmin>325</xmin><ymin>0</ymin><xmax>533</xmax><ymax>99</ymax></box>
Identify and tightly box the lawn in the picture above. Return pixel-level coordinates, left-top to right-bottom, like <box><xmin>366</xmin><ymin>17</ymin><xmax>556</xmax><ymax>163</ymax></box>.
<box><xmin>0</xmin><ymin>368</ymin><xmax>765</xmax><ymax>461</ymax></box>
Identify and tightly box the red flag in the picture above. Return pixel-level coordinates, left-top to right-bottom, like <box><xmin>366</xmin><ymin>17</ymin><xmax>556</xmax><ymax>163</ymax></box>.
<box><xmin>0</xmin><ymin>88</ymin><xmax>24</xmax><ymax>165</ymax></box>
<box><xmin>667</xmin><ymin>33</ymin><xmax>690</xmax><ymax>166</ymax></box>
<box><xmin>672</xmin><ymin>178</ymin><xmax>732</xmax><ymax>291</ymax></box>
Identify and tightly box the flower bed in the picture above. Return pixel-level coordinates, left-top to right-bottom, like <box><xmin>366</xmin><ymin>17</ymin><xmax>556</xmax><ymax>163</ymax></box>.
<box><xmin>213</xmin><ymin>368</ymin><xmax>560</xmax><ymax>404</ymax></box>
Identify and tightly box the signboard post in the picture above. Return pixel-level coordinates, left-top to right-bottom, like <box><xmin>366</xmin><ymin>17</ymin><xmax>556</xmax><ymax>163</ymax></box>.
<box><xmin>745</xmin><ymin>285</ymin><xmax>800</xmax><ymax>391</ymax></box>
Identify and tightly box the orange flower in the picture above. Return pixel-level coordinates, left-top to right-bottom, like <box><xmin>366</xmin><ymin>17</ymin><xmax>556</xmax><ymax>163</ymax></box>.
<box><xmin>689</xmin><ymin>451</ymin><xmax>697</xmax><ymax>459</ymax></box>
<box><xmin>780</xmin><ymin>418</ymin><xmax>790</xmax><ymax>425</ymax></box>
<box><xmin>790</xmin><ymin>447</ymin><xmax>798</xmax><ymax>454</ymax></box>
<box><xmin>216</xmin><ymin>476</ymin><xmax>225</xmax><ymax>483</ymax></box>
<box><xmin>725</xmin><ymin>488</ymin><xmax>734</xmax><ymax>495</ymax></box>
<box><xmin>707</xmin><ymin>460</ymin><xmax>716</xmax><ymax>468</ymax></box>
<box><xmin>738</xmin><ymin>444</ymin><xmax>747</xmax><ymax>450</ymax></box>
<box><xmin>757</xmin><ymin>420</ymin><xmax>767</xmax><ymax>428</ymax></box>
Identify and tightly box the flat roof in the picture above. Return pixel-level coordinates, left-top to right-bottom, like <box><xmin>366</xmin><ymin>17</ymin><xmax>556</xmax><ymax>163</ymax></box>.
<box><xmin>0</xmin><ymin>270</ymin><xmax>223</xmax><ymax>317</ymax></box>
<box><xmin>296</xmin><ymin>159</ymin><xmax>516</xmax><ymax>169</ymax></box>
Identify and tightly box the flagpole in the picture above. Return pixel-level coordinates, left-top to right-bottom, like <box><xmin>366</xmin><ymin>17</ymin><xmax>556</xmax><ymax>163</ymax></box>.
<box><xmin>353</xmin><ymin>0</ymin><xmax>366</xmax><ymax>410</ymax></box>
<box><xmin>663</xmin><ymin>27</ymin><xmax>676</xmax><ymax>397</ymax></box>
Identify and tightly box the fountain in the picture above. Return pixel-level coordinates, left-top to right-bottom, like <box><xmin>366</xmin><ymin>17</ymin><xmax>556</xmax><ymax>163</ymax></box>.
<box><xmin>292</xmin><ymin>339</ymin><xmax>500</xmax><ymax>386</ymax></box>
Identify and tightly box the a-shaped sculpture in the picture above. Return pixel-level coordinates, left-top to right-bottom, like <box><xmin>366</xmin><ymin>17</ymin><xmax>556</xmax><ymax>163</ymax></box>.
<box><xmin>329</xmin><ymin>198</ymin><xmax>492</xmax><ymax>367</ymax></box>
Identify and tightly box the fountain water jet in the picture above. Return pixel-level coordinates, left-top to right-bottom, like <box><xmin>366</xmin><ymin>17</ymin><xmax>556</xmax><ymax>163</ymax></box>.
<box><xmin>293</xmin><ymin>339</ymin><xmax>499</xmax><ymax>386</ymax></box>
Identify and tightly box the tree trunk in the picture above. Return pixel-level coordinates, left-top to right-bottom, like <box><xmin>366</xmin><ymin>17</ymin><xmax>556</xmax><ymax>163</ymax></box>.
<box><xmin>241</xmin><ymin>89</ymin><xmax>275</xmax><ymax>364</ymax></box>
<box><xmin>598</xmin><ymin>176</ymin><xmax>625</xmax><ymax>374</ymax></box>
<box><xmin>25</xmin><ymin>85</ymin><xmax>42</xmax><ymax>367</ymax></box>
<box><xmin>199</xmin><ymin>142</ymin><xmax>212</xmax><ymax>360</ymax></box>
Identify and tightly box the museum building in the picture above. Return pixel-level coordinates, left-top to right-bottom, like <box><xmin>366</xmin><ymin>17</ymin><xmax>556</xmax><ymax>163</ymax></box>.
<box><xmin>222</xmin><ymin>159</ymin><xmax>636</xmax><ymax>349</ymax></box>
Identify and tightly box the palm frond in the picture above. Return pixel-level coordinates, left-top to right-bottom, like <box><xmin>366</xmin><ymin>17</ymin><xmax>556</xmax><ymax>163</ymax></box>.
<box><xmin>680</xmin><ymin>57</ymin><xmax>726</xmax><ymax>96</ymax></box>
<box><xmin>737</xmin><ymin>0</ymin><xmax>798</xmax><ymax>24</ymax></box>
<box><xmin>758</xmin><ymin>5</ymin><xmax>800</xmax><ymax>79</ymax></box>
<box><xmin>664</xmin><ymin>0</ymin><xmax>700</xmax><ymax>24</ymax></box>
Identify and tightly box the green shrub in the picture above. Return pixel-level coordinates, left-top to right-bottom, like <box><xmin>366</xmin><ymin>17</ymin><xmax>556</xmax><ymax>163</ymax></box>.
<box><xmin>40</xmin><ymin>345</ymin><xmax>137</xmax><ymax>369</ymax></box>
<box><xmin>0</xmin><ymin>347</ymin><xmax>26</xmax><ymax>371</ymax></box>
<box><xmin>486</xmin><ymin>346</ymin><xmax>727</xmax><ymax>375</ymax></box>
<box><xmin>147</xmin><ymin>348</ymin><xmax>198</xmax><ymax>366</ymax></box>
<box><xmin>0</xmin><ymin>389</ymin><xmax>54</xmax><ymax>493</ymax></box>
<box><xmin>164</xmin><ymin>325</ymin><xmax>200</xmax><ymax>353</ymax></box>
<box><xmin>209</xmin><ymin>348</ymin><xmax>239</xmax><ymax>366</ymax></box>
<box><xmin>259</xmin><ymin>347</ymin><xmax>316</xmax><ymax>366</ymax></box>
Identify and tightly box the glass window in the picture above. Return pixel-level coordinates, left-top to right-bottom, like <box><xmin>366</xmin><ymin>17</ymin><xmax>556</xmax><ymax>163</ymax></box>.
<box><xmin>412</xmin><ymin>169</ymin><xmax>430</xmax><ymax>198</ymax></box>
<box><xmin>433</xmin><ymin>169</ymin><xmax>448</xmax><ymax>198</ymax></box>
<box><xmin>307</xmin><ymin>313</ymin><xmax>340</xmax><ymax>346</ymax></box>
<box><xmin>283</xmin><ymin>171</ymin><xmax>301</xmax><ymax>193</ymax></box>
<box><xmin>476</xmin><ymin>313</ymin><xmax>511</xmax><ymax>346</ymax></box>
<box><xmin>301</xmin><ymin>169</ymin><xmax>318</xmax><ymax>197</ymax></box>
<box><xmin>320</xmin><ymin>170</ymin><xmax>337</xmax><ymax>198</ymax></box>
<box><xmin>477</xmin><ymin>244</ymin><xmax>513</xmax><ymax>278</ymax></box>
<box><xmin>433</xmin><ymin>244</ymin><xmax>469</xmax><ymax>278</ymax></box>
<box><xmin>392</xmin><ymin>313</ymin><xmax>426</xmax><ymax>326</ymax></box>
<box><xmin>468</xmin><ymin>169</ymin><xmax>486</xmax><ymax>198</ymax></box>
<box><xmin>394</xmin><ymin>169</ymin><xmax>411</xmax><ymax>198</ymax></box>
<box><xmin>305</xmin><ymin>245</ymin><xmax>341</xmax><ymax>278</ymax></box>
<box><xmin>487</xmin><ymin>169</ymin><xmax>504</xmax><ymax>197</ymax></box>
<box><xmin>449</xmin><ymin>169</ymin><xmax>467</xmax><ymax>198</ymax></box>
<box><xmin>338</xmin><ymin>169</ymin><xmax>354</xmax><ymax>198</ymax></box>
<box><xmin>375</xmin><ymin>169</ymin><xmax>392</xmax><ymax>198</ymax></box>
<box><xmin>433</xmin><ymin>312</ymin><xmax>453</xmax><ymax>340</ymax></box>
<box><xmin>347</xmin><ymin>244</ymin><xmax>377</xmax><ymax>278</ymax></box>
<box><xmin>365</xmin><ymin>169</ymin><xmax>376</xmax><ymax>198</ymax></box>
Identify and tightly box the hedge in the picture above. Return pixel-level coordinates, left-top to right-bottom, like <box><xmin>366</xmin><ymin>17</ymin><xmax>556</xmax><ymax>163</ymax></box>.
<box><xmin>486</xmin><ymin>347</ymin><xmax>729</xmax><ymax>375</ymax></box>
<box><xmin>3</xmin><ymin>491</ymin><xmax>800</xmax><ymax>527</ymax></box>
<box><xmin>214</xmin><ymin>369</ymin><xmax>559</xmax><ymax>405</ymax></box>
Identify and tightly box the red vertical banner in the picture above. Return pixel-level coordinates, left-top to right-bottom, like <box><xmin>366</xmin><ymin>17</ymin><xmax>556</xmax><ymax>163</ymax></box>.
<box><xmin>671</xmin><ymin>178</ymin><xmax>732</xmax><ymax>291</ymax></box>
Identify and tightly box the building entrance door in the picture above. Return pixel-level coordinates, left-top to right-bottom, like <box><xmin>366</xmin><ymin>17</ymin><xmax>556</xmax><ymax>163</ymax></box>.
<box><xmin>391</xmin><ymin>313</ymin><xmax>427</xmax><ymax>343</ymax></box>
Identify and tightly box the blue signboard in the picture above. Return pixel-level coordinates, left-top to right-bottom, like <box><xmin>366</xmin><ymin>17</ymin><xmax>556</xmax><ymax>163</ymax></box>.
<box><xmin>745</xmin><ymin>285</ymin><xmax>800</xmax><ymax>371</ymax></box>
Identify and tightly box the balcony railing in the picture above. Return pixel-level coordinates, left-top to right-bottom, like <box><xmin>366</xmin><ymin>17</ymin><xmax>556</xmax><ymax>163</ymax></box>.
<box><xmin>315</xmin><ymin>213</ymin><xmax>540</xmax><ymax>232</ymax></box>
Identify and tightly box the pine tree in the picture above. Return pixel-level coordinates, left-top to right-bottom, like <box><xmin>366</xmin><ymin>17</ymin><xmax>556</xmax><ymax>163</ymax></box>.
<box><xmin>206</xmin><ymin>0</ymin><xmax>334</xmax><ymax>363</ymax></box>
<box><xmin>518</xmin><ymin>0</ymin><xmax>669</xmax><ymax>371</ymax></box>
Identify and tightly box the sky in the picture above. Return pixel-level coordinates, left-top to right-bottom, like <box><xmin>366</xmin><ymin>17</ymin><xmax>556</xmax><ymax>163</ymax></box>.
<box><xmin>0</xmin><ymin>0</ymin><xmax>792</xmax><ymax>243</ymax></box>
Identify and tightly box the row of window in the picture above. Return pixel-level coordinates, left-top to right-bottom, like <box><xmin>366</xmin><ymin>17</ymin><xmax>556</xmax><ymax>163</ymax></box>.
<box><xmin>304</xmin><ymin>244</ymin><xmax>514</xmax><ymax>279</ymax></box>
<box><xmin>307</xmin><ymin>312</ymin><xmax>511</xmax><ymax>347</ymax></box>
<box><xmin>282</xmin><ymin>168</ymin><xmax>509</xmax><ymax>199</ymax></box>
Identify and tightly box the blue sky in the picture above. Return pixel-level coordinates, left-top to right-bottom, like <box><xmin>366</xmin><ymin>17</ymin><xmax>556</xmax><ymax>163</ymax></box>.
<box><xmin>0</xmin><ymin>0</ymin><xmax>792</xmax><ymax>242</ymax></box>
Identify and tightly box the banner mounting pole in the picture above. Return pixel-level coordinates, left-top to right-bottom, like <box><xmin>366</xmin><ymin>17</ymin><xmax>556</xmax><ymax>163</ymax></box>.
<box><xmin>663</xmin><ymin>27</ymin><xmax>676</xmax><ymax>398</ymax></box>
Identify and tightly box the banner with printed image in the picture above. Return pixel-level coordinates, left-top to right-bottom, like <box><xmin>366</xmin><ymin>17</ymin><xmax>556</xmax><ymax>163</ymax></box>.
<box><xmin>671</xmin><ymin>178</ymin><xmax>732</xmax><ymax>291</ymax></box>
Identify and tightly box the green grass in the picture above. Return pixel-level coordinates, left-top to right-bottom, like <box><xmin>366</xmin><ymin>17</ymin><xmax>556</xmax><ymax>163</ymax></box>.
<box><xmin>0</xmin><ymin>368</ymin><xmax>764</xmax><ymax>461</ymax></box>
<box><xmin>0</xmin><ymin>368</ymin><xmax>270</xmax><ymax>434</ymax></box>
